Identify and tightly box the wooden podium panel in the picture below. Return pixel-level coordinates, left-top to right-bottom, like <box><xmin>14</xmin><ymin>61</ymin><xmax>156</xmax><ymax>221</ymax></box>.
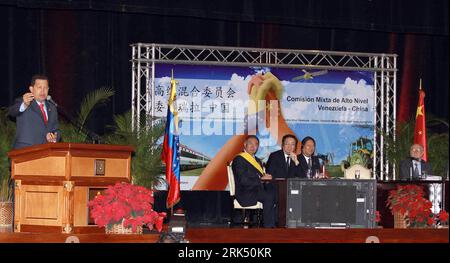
<box><xmin>14</xmin><ymin>156</ymin><xmax>66</xmax><ymax>177</ymax></box>
<box><xmin>8</xmin><ymin>143</ymin><xmax>134</xmax><ymax>233</ymax></box>
<box><xmin>71</xmin><ymin>157</ymin><xmax>129</xmax><ymax>178</ymax></box>
<box><xmin>19</xmin><ymin>185</ymin><xmax>63</xmax><ymax>226</ymax></box>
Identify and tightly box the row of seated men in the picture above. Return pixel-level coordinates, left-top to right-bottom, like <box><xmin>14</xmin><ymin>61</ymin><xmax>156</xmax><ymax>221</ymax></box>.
<box><xmin>231</xmin><ymin>134</ymin><xmax>319</xmax><ymax>228</ymax></box>
<box><xmin>231</xmin><ymin>135</ymin><xmax>432</xmax><ymax>228</ymax></box>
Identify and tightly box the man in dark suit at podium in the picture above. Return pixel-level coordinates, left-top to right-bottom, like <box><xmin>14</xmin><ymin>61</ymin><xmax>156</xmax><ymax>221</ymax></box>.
<box><xmin>8</xmin><ymin>75</ymin><xmax>60</xmax><ymax>149</ymax></box>
<box><xmin>231</xmin><ymin>135</ymin><xmax>276</xmax><ymax>228</ymax></box>
<box><xmin>266</xmin><ymin>134</ymin><xmax>301</xmax><ymax>178</ymax></box>
<box><xmin>399</xmin><ymin>144</ymin><xmax>432</xmax><ymax>180</ymax></box>
<box><xmin>298</xmin><ymin>136</ymin><xmax>321</xmax><ymax>178</ymax></box>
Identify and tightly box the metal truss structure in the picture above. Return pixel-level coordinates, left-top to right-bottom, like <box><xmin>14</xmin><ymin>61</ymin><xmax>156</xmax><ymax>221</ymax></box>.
<box><xmin>131</xmin><ymin>43</ymin><xmax>397</xmax><ymax>180</ymax></box>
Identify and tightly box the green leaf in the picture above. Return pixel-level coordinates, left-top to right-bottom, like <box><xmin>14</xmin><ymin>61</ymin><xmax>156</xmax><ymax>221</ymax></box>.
<box><xmin>59</xmin><ymin>87</ymin><xmax>114</xmax><ymax>143</ymax></box>
<box><xmin>0</xmin><ymin>107</ymin><xmax>15</xmax><ymax>201</ymax></box>
<box><xmin>382</xmin><ymin>114</ymin><xmax>449</xmax><ymax>178</ymax></box>
<box><xmin>103</xmin><ymin>111</ymin><xmax>165</xmax><ymax>189</ymax></box>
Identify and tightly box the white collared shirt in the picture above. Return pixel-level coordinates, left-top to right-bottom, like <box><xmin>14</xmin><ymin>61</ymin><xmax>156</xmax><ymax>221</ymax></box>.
<box><xmin>284</xmin><ymin>153</ymin><xmax>290</xmax><ymax>165</ymax></box>
<box><xmin>412</xmin><ymin>159</ymin><xmax>422</xmax><ymax>174</ymax></box>
<box><xmin>303</xmin><ymin>155</ymin><xmax>311</xmax><ymax>164</ymax></box>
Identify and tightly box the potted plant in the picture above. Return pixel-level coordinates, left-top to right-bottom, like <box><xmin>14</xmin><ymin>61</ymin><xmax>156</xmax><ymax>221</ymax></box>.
<box><xmin>386</xmin><ymin>184</ymin><xmax>448</xmax><ymax>228</ymax></box>
<box><xmin>88</xmin><ymin>182</ymin><xmax>166</xmax><ymax>234</ymax></box>
<box><xmin>61</xmin><ymin>89</ymin><xmax>165</xmax><ymax>189</ymax></box>
<box><xmin>59</xmin><ymin>87</ymin><xmax>114</xmax><ymax>143</ymax></box>
<box><xmin>383</xmin><ymin>115</ymin><xmax>449</xmax><ymax>179</ymax></box>
<box><xmin>0</xmin><ymin>177</ymin><xmax>13</xmax><ymax>233</ymax></box>
<box><xmin>427</xmin><ymin>116</ymin><xmax>449</xmax><ymax>179</ymax></box>
<box><xmin>103</xmin><ymin>111</ymin><xmax>165</xmax><ymax>189</ymax></box>
<box><xmin>0</xmin><ymin>108</ymin><xmax>15</xmax><ymax>233</ymax></box>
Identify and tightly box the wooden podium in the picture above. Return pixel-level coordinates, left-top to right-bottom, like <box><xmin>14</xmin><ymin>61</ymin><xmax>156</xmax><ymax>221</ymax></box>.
<box><xmin>7</xmin><ymin>143</ymin><xmax>134</xmax><ymax>234</ymax></box>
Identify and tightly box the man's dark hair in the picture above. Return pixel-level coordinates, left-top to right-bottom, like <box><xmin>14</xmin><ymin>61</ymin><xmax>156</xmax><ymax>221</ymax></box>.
<box><xmin>245</xmin><ymin>135</ymin><xmax>259</xmax><ymax>143</ymax></box>
<box><xmin>282</xmin><ymin>134</ymin><xmax>298</xmax><ymax>148</ymax></box>
<box><xmin>30</xmin><ymin>74</ymin><xmax>49</xmax><ymax>86</ymax></box>
<box><xmin>301</xmin><ymin>136</ymin><xmax>316</xmax><ymax>150</ymax></box>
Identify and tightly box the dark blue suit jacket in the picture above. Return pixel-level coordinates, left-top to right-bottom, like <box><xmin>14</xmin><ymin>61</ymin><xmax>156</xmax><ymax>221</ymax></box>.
<box><xmin>298</xmin><ymin>154</ymin><xmax>321</xmax><ymax>178</ymax></box>
<box><xmin>266</xmin><ymin>149</ymin><xmax>302</xmax><ymax>178</ymax></box>
<box><xmin>399</xmin><ymin>158</ymin><xmax>432</xmax><ymax>180</ymax></box>
<box><xmin>231</xmin><ymin>155</ymin><xmax>264</xmax><ymax>207</ymax></box>
<box><xmin>8</xmin><ymin>98</ymin><xmax>60</xmax><ymax>149</ymax></box>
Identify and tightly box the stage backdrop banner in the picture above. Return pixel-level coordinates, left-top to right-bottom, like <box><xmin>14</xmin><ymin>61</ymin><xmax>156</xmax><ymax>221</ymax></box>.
<box><xmin>153</xmin><ymin>64</ymin><xmax>374</xmax><ymax>190</ymax></box>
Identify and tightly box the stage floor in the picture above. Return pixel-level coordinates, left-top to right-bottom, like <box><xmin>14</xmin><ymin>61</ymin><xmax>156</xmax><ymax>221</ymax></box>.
<box><xmin>0</xmin><ymin>227</ymin><xmax>448</xmax><ymax>243</ymax></box>
<box><xmin>186</xmin><ymin>227</ymin><xmax>449</xmax><ymax>243</ymax></box>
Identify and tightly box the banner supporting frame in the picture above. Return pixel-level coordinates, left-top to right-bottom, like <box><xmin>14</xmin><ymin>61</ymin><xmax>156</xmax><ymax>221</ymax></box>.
<box><xmin>130</xmin><ymin>43</ymin><xmax>397</xmax><ymax>180</ymax></box>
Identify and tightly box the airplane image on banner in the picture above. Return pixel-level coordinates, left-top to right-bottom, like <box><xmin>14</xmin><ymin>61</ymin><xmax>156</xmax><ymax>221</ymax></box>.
<box><xmin>292</xmin><ymin>69</ymin><xmax>328</xmax><ymax>81</ymax></box>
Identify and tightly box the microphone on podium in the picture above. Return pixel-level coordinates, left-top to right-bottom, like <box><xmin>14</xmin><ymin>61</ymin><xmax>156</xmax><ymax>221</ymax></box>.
<box><xmin>45</xmin><ymin>95</ymin><xmax>102</xmax><ymax>144</ymax></box>
<box><xmin>46</xmin><ymin>95</ymin><xmax>58</xmax><ymax>107</ymax></box>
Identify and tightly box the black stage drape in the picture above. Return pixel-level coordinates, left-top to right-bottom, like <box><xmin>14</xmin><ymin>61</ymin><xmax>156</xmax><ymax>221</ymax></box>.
<box><xmin>0</xmin><ymin>0</ymin><xmax>448</xmax><ymax>135</ymax></box>
<box><xmin>154</xmin><ymin>191</ymin><xmax>233</xmax><ymax>226</ymax></box>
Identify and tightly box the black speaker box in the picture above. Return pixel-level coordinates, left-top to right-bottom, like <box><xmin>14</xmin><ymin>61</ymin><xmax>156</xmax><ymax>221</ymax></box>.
<box><xmin>286</xmin><ymin>178</ymin><xmax>376</xmax><ymax>228</ymax></box>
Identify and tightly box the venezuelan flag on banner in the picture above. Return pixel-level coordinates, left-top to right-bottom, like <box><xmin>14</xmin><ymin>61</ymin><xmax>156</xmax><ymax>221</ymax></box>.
<box><xmin>161</xmin><ymin>72</ymin><xmax>181</xmax><ymax>208</ymax></box>
<box><xmin>414</xmin><ymin>81</ymin><xmax>427</xmax><ymax>161</ymax></box>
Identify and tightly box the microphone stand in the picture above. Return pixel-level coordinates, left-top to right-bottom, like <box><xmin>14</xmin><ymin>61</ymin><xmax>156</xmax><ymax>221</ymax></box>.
<box><xmin>47</xmin><ymin>98</ymin><xmax>102</xmax><ymax>144</ymax></box>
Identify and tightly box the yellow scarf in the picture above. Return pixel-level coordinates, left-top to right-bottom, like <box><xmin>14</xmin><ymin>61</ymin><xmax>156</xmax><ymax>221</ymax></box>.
<box><xmin>238</xmin><ymin>152</ymin><xmax>264</xmax><ymax>175</ymax></box>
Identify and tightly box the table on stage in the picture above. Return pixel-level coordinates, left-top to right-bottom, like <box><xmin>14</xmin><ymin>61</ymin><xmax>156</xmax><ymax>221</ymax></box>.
<box><xmin>273</xmin><ymin>178</ymin><xmax>449</xmax><ymax>228</ymax></box>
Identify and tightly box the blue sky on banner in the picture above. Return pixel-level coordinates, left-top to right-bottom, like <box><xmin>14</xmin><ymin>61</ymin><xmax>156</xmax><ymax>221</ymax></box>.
<box><xmin>153</xmin><ymin>64</ymin><xmax>374</xmax><ymax>165</ymax></box>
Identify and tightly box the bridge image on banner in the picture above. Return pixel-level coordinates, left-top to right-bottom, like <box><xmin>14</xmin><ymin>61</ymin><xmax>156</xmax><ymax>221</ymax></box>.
<box><xmin>131</xmin><ymin>44</ymin><xmax>397</xmax><ymax>190</ymax></box>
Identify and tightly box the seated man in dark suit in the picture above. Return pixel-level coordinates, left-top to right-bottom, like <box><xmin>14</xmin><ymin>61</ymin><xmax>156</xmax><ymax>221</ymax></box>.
<box><xmin>399</xmin><ymin>144</ymin><xmax>432</xmax><ymax>180</ymax></box>
<box><xmin>266</xmin><ymin>134</ymin><xmax>302</xmax><ymax>178</ymax></box>
<box><xmin>8</xmin><ymin>74</ymin><xmax>60</xmax><ymax>149</ymax></box>
<box><xmin>231</xmin><ymin>135</ymin><xmax>276</xmax><ymax>228</ymax></box>
<box><xmin>265</xmin><ymin>134</ymin><xmax>302</xmax><ymax>227</ymax></box>
<box><xmin>298</xmin><ymin>136</ymin><xmax>321</xmax><ymax>178</ymax></box>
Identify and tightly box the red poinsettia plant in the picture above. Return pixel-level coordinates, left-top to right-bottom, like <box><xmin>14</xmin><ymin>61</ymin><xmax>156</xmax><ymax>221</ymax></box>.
<box><xmin>386</xmin><ymin>184</ymin><xmax>448</xmax><ymax>228</ymax></box>
<box><xmin>88</xmin><ymin>182</ymin><xmax>166</xmax><ymax>232</ymax></box>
